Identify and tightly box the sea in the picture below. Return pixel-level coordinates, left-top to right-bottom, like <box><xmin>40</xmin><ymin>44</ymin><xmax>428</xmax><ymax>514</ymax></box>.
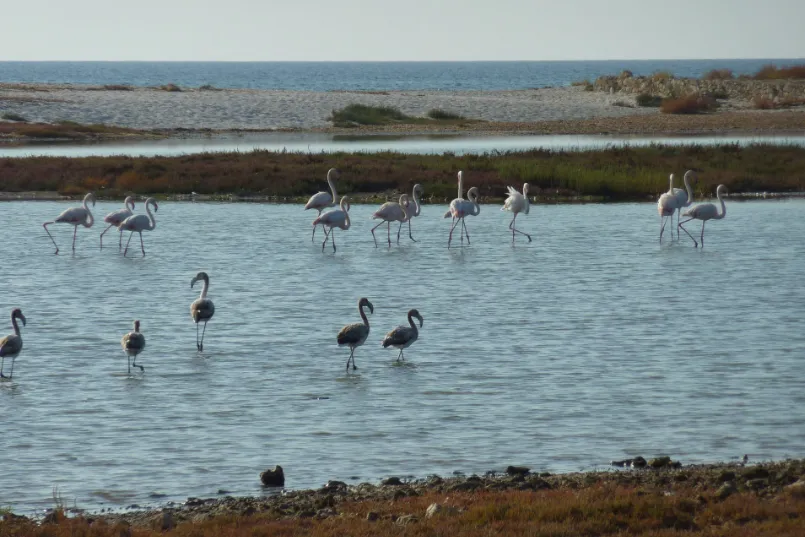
<box><xmin>1</xmin><ymin>59</ymin><xmax>803</xmax><ymax>92</ymax></box>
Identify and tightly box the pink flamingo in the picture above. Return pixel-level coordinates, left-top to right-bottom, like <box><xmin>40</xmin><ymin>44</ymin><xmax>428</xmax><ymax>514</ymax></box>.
<box><xmin>100</xmin><ymin>196</ymin><xmax>136</xmax><ymax>249</ymax></box>
<box><xmin>313</xmin><ymin>196</ymin><xmax>351</xmax><ymax>252</ymax></box>
<box><xmin>119</xmin><ymin>197</ymin><xmax>158</xmax><ymax>257</ymax></box>
<box><xmin>304</xmin><ymin>168</ymin><xmax>340</xmax><ymax>242</ymax></box>
<box><xmin>43</xmin><ymin>193</ymin><xmax>96</xmax><ymax>254</ymax></box>
<box><xmin>371</xmin><ymin>194</ymin><xmax>410</xmax><ymax>247</ymax></box>
<box><xmin>657</xmin><ymin>174</ymin><xmax>678</xmax><ymax>243</ymax></box>
<box><xmin>678</xmin><ymin>184</ymin><xmax>727</xmax><ymax>248</ymax></box>
<box><xmin>444</xmin><ymin>183</ymin><xmax>480</xmax><ymax>248</ymax></box>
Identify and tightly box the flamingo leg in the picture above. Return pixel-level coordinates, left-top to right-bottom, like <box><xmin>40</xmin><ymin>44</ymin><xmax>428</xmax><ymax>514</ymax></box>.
<box><xmin>100</xmin><ymin>223</ymin><xmax>114</xmax><ymax>249</ymax></box>
<box><xmin>462</xmin><ymin>218</ymin><xmax>471</xmax><ymax>245</ymax></box>
<box><xmin>370</xmin><ymin>221</ymin><xmax>385</xmax><ymax>248</ymax></box>
<box><xmin>659</xmin><ymin>216</ymin><xmax>668</xmax><ymax>243</ymax></box>
<box><xmin>346</xmin><ymin>348</ymin><xmax>357</xmax><ymax>370</ymax></box>
<box><xmin>678</xmin><ymin>218</ymin><xmax>698</xmax><ymax>247</ymax></box>
<box><xmin>127</xmin><ymin>354</ymin><xmax>131</xmax><ymax>375</ymax></box>
<box><xmin>0</xmin><ymin>356</ymin><xmax>4</xmax><ymax>376</ymax></box>
<box><xmin>387</xmin><ymin>221</ymin><xmax>392</xmax><ymax>247</ymax></box>
<box><xmin>397</xmin><ymin>348</ymin><xmax>404</xmax><ymax>362</ymax></box>
<box><xmin>448</xmin><ymin>216</ymin><xmax>462</xmax><ymax>248</ymax></box>
<box><xmin>196</xmin><ymin>322</ymin><xmax>200</xmax><ymax>350</ymax></box>
<box><xmin>124</xmin><ymin>231</ymin><xmax>135</xmax><ymax>256</ymax></box>
<box><xmin>139</xmin><ymin>232</ymin><xmax>145</xmax><ymax>256</ymax></box>
<box><xmin>8</xmin><ymin>357</ymin><xmax>14</xmax><ymax>379</ymax></box>
<box><xmin>509</xmin><ymin>213</ymin><xmax>532</xmax><ymax>244</ymax></box>
<box><xmin>119</xmin><ymin>228</ymin><xmax>123</xmax><ymax>250</ymax></box>
<box><xmin>408</xmin><ymin>219</ymin><xmax>417</xmax><ymax>242</ymax></box>
<box><xmin>199</xmin><ymin>322</ymin><xmax>208</xmax><ymax>351</ymax></box>
<box><xmin>312</xmin><ymin>210</ymin><xmax>321</xmax><ymax>242</ymax></box>
<box><xmin>331</xmin><ymin>229</ymin><xmax>337</xmax><ymax>253</ymax></box>
<box><xmin>396</xmin><ymin>220</ymin><xmax>401</xmax><ymax>245</ymax></box>
<box><xmin>132</xmin><ymin>355</ymin><xmax>144</xmax><ymax>372</ymax></box>
<box><xmin>43</xmin><ymin>222</ymin><xmax>60</xmax><ymax>254</ymax></box>
<box><xmin>700</xmin><ymin>221</ymin><xmax>706</xmax><ymax>248</ymax></box>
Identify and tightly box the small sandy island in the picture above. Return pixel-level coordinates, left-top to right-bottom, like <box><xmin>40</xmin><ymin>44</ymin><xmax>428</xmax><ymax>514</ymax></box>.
<box><xmin>2</xmin><ymin>82</ymin><xmax>804</xmax><ymax>139</ymax></box>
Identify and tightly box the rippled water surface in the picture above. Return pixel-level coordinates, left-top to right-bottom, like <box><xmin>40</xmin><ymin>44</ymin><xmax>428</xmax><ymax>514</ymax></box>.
<box><xmin>1</xmin><ymin>200</ymin><xmax>804</xmax><ymax>513</ymax></box>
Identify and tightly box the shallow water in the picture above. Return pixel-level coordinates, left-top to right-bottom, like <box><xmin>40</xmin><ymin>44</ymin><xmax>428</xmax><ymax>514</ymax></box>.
<box><xmin>1</xmin><ymin>200</ymin><xmax>804</xmax><ymax>514</ymax></box>
<box><xmin>1</xmin><ymin>133</ymin><xmax>804</xmax><ymax>159</ymax></box>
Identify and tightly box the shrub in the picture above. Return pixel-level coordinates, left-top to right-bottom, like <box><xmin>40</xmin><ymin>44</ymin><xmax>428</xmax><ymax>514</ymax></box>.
<box><xmin>753</xmin><ymin>95</ymin><xmax>805</xmax><ymax>109</ymax></box>
<box><xmin>427</xmin><ymin>109</ymin><xmax>464</xmax><ymax>120</ymax></box>
<box><xmin>158</xmin><ymin>83</ymin><xmax>182</xmax><ymax>92</ymax></box>
<box><xmin>651</xmin><ymin>70</ymin><xmax>673</xmax><ymax>81</ymax></box>
<box><xmin>199</xmin><ymin>84</ymin><xmax>220</xmax><ymax>91</ymax></box>
<box><xmin>619</xmin><ymin>70</ymin><xmax>633</xmax><ymax>78</ymax></box>
<box><xmin>103</xmin><ymin>84</ymin><xmax>132</xmax><ymax>91</ymax></box>
<box><xmin>636</xmin><ymin>94</ymin><xmax>662</xmax><ymax>107</ymax></box>
<box><xmin>660</xmin><ymin>94</ymin><xmax>718</xmax><ymax>114</ymax></box>
<box><xmin>703</xmin><ymin>68</ymin><xmax>733</xmax><ymax>80</ymax></box>
<box><xmin>571</xmin><ymin>79</ymin><xmax>591</xmax><ymax>87</ymax></box>
<box><xmin>753</xmin><ymin>96</ymin><xmax>775</xmax><ymax>109</ymax></box>
<box><xmin>754</xmin><ymin>64</ymin><xmax>805</xmax><ymax>80</ymax></box>
<box><xmin>328</xmin><ymin>104</ymin><xmax>410</xmax><ymax>127</ymax></box>
<box><xmin>1</xmin><ymin>112</ymin><xmax>27</xmax><ymax>122</ymax></box>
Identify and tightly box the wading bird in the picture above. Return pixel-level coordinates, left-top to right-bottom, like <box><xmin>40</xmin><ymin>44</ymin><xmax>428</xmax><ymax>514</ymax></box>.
<box><xmin>313</xmin><ymin>196</ymin><xmax>351</xmax><ymax>253</ymax></box>
<box><xmin>445</xmin><ymin>187</ymin><xmax>480</xmax><ymax>248</ymax></box>
<box><xmin>657</xmin><ymin>174</ymin><xmax>678</xmax><ymax>243</ymax></box>
<box><xmin>502</xmin><ymin>183</ymin><xmax>532</xmax><ymax>245</ymax></box>
<box><xmin>382</xmin><ymin>309</ymin><xmax>423</xmax><ymax>361</ymax></box>
<box><xmin>444</xmin><ymin>171</ymin><xmax>465</xmax><ymax>230</ymax></box>
<box><xmin>673</xmin><ymin>170</ymin><xmax>695</xmax><ymax>238</ymax></box>
<box><xmin>371</xmin><ymin>194</ymin><xmax>410</xmax><ymax>247</ymax></box>
<box><xmin>337</xmin><ymin>297</ymin><xmax>373</xmax><ymax>371</ymax></box>
<box><xmin>305</xmin><ymin>168</ymin><xmax>340</xmax><ymax>242</ymax></box>
<box><xmin>679</xmin><ymin>184</ymin><xmax>727</xmax><ymax>248</ymax></box>
<box><xmin>190</xmin><ymin>271</ymin><xmax>215</xmax><ymax>351</ymax></box>
<box><xmin>119</xmin><ymin>198</ymin><xmax>158</xmax><ymax>257</ymax></box>
<box><xmin>0</xmin><ymin>308</ymin><xmax>26</xmax><ymax>379</ymax></box>
<box><xmin>121</xmin><ymin>320</ymin><xmax>146</xmax><ymax>373</ymax></box>
<box><xmin>100</xmin><ymin>196</ymin><xmax>136</xmax><ymax>249</ymax></box>
<box><xmin>401</xmin><ymin>184</ymin><xmax>424</xmax><ymax>242</ymax></box>
<box><xmin>43</xmin><ymin>192</ymin><xmax>96</xmax><ymax>254</ymax></box>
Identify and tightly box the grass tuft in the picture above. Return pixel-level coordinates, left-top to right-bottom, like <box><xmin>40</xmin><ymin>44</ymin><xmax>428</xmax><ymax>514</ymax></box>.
<box><xmin>328</xmin><ymin>104</ymin><xmax>409</xmax><ymax>126</ymax></box>
<box><xmin>427</xmin><ymin>109</ymin><xmax>464</xmax><ymax>120</ymax></box>
<box><xmin>660</xmin><ymin>94</ymin><xmax>718</xmax><ymax>114</ymax></box>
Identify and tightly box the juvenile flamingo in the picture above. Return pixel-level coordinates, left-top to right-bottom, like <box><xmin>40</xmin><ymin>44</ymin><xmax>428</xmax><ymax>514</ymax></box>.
<box><xmin>673</xmin><ymin>170</ymin><xmax>695</xmax><ymax>238</ymax></box>
<box><xmin>337</xmin><ymin>297</ymin><xmax>374</xmax><ymax>371</ymax></box>
<box><xmin>401</xmin><ymin>184</ymin><xmax>424</xmax><ymax>242</ymax></box>
<box><xmin>657</xmin><ymin>174</ymin><xmax>678</xmax><ymax>243</ymax></box>
<box><xmin>43</xmin><ymin>193</ymin><xmax>96</xmax><ymax>254</ymax></box>
<box><xmin>502</xmin><ymin>183</ymin><xmax>532</xmax><ymax>245</ymax></box>
<box><xmin>679</xmin><ymin>184</ymin><xmax>727</xmax><ymax>248</ymax></box>
<box><xmin>0</xmin><ymin>308</ymin><xmax>26</xmax><ymax>379</ymax></box>
<box><xmin>190</xmin><ymin>271</ymin><xmax>215</xmax><ymax>351</ymax></box>
<box><xmin>305</xmin><ymin>168</ymin><xmax>340</xmax><ymax>242</ymax></box>
<box><xmin>119</xmin><ymin>198</ymin><xmax>158</xmax><ymax>257</ymax></box>
<box><xmin>382</xmin><ymin>309</ymin><xmax>423</xmax><ymax>362</ymax></box>
<box><xmin>371</xmin><ymin>194</ymin><xmax>410</xmax><ymax>247</ymax></box>
<box><xmin>121</xmin><ymin>320</ymin><xmax>146</xmax><ymax>373</ymax></box>
<box><xmin>100</xmin><ymin>196</ymin><xmax>136</xmax><ymax>249</ymax></box>
<box><xmin>445</xmin><ymin>187</ymin><xmax>480</xmax><ymax>248</ymax></box>
<box><xmin>313</xmin><ymin>196</ymin><xmax>351</xmax><ymax>253</ymax></box>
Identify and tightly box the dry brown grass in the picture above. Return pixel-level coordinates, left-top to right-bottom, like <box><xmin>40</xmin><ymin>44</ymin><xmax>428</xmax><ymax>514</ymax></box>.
<box><xmin>753</xmin><ymin>64</ymin><xmax>805</xmax><ymax>80</ymax></box>
<box><xmin>660</xmin><ymin>94</ymin><xmax>719</xmax><ymax>114</ymax></box>
<box><xmin>703</xmin><ymin>68</ymin><xmax>734</xmax><ymax>80</ymax></box>
<box><xmin>3</xmin><ymin>483</ymin><xmax>805</xmax><ymax>537</ymax></box>
<box><xmin>753</xmin><ymin>96</ymin><xmax>805</xmax><ymax>110</ymax></box>
<box><xmin>2</xmin><ymin>144</ymin><xmax>805</xmax><ymax>201</ymax></box>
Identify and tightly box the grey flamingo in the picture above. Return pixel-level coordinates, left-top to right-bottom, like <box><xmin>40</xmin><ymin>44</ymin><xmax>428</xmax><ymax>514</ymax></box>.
<box><xmin>382</xmin><ymin>309</ymin><xmax>423</xmax><ymax>362</ymax></box>
<box><xmin>0</xmin><ymin>308</ymin><xmax>26</xmax><ymax>379</ymax></box>
<box><xmin>337</xmin><ymin>297</ymin><xmax>374</xmax><ymax>370</ymax></box>
<box><xmin>190</xmin><ymin>271</ymin><xmax>215</xmax><ymax>351</ymax></box>
<box><xmin>121</xmin><ymin>320</ymin><xmax>146</xmax><ymax>373</ymax></box>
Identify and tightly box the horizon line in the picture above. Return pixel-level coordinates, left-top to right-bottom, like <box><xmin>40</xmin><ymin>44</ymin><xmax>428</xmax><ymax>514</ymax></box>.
<box><xmin>1</xmin><ymin>57</ymin><xmax>804</xmax><ymax>63</ymax></box>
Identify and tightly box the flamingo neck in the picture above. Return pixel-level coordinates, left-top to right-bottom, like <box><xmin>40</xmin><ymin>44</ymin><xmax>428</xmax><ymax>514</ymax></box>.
<box><xmin>407</xmin><ymin>312</ymin><xmax>419</xmax><ymax>332</ymax></box>
<box><xmin>359</xmin><ymin>304</ymin><xmax>370</xmax><ymax>326</ymax></box>
<box><xmin>342</xmin><ymin>200</ymin><xmax>351</xmax><ymax>230</ymax></box>
<box><xmin>716</xmin><ymin>190</ymin><xmax>726</xmax><ymax>219</ymax></box>
<box><xmin>523</xmin><ymin>187</ymin><xmax>530</xmax><ymax>214</ymax></box>
<box><xmin>471</xmin><ymin>192</ymin><xmax>481</xmax><ymax>215</ymax></box>
<box><xmin>684</xmin><ymin>173</ymin><xmax>693</xmax><ymax>203</ymax></box>
<box><xmin>83</xmin><ymin>205</ymin><xmax>94</xmax><ymax>228</ymax></box>
<box><xmin>327</xmin><ymin>174</ymin><xmax>338</xmax><ymax>205</ymax></box>
<box><xmin>199</xmin><ymin>277</ymin><xmax>210</xmax><ymax>299</ymax></box>
<box><xmin>125</xmin><ymin>197</ymin><xmax>135</xmax><ymax>211</ymax></box>
<box><xmin>411</xmin><ymin>188</ymin><xmax>421</xmax><ymax>216</ymax></box>
<box><xmin>145</xmin><ymin>200</ymin><xmax>157</xmax><ymax>230</ymax></box>
<box><xmin>11</xmin><ymin>315</ymin><xmax>20</xmax><ymax>336</ymax></box>
<box><xmin>458</xmin><ymin>173</ymin><xmax>464</xmax><ymax>199</ymax></box>
<box><xmin>668</xmin><ymin>174</ymin><xmax>675</xmax><ymax>193</ymax></box>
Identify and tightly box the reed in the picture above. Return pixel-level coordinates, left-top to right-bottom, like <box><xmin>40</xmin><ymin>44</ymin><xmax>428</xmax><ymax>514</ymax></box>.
<box><xmin>1</xmin><ymin>144</ymin><xmax>804</xmax><ymax>202</ymax></box>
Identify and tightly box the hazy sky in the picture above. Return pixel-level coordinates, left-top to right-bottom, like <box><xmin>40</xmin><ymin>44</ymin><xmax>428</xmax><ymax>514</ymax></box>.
<box><xmin>2</xmin><ymin>0</ymin><xmax>804</xmax><ymax>61</ymax></box>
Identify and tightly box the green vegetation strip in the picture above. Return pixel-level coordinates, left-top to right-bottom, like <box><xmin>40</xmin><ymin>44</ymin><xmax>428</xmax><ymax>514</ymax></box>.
<box><xmin>328</xmin><ymin>104</ymin><xmax>472</xmax><ymax>127</ymax></box>
<box><xmin>1</xmin><ymin>144</ymin><xmax>804</xmax><ymax>202</ymax></box>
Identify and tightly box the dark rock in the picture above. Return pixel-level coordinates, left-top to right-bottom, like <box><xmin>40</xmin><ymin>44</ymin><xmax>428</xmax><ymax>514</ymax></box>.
<box><xmin>718</xmin><ymin>471</ymin><xmax>736</xmax><ymax>483</ymax></box>
<box><xmin>260</xmin><ymin>465</ymin><xmax>285</xmax><ymax>487</ymax></box>
<box><xmin>506</xmin><ymin>465</ymin><xmax>530</xmax><ymax>476</ymax></box>
<box><xmin>381</xmin><ymin>477</ymin><xmax>403</xmax><ymax>486</ymax></box>
<box><xmin>611</xmin><ymin>459</ymin><xmax>632</xmax><ymax>467</ymax></box>
<box><xmin>747</xmin><ymin>478</ymin><xmax>768</xmax><ymax>490</ymax></box>
<box><xmin>366</xmin><ymin>511</ymin><xmax>379</xmax><ymax>521</ymax></box>
<box><xmin>217</xmin><ymin>489</ymin><xmax>231</xmax><ymax>495</ymax></box>
<box><xmin>466</xmin><ymin>475</ymin><xmax>482</xmax><ymax>482</ymax></box>
<box><xmin>649</xmin><ymin>456</ymin><xmax>673</xmax><ymax>469</ymax></box>
<box><xmin>396</xmin><ymin>514</ymin><xmax>418</xmax><ymax>526</ymax></box>
<box><xmin>527</xmin><ymin>476</ymin><xmax>553</xmax><ymax>490</ymax></box>
<box><xmin>540</xmin><ymin>472</ymin><xmax>552</xmax><ymax>477</ymax></box>
<box><xmin>296</xmin><ymin>509</ymin><xmax>315</xmax><ymax>518</ymax></box>
<box><xmin>632</xmin><ymin>456</ymin><xmax>647</xmax><ymax>468</ymax></box>
<box><xmin>161</xmin><ymin>511</ymin><xmax>174</xmax><ymax>531</ymax></box>
<box><xmin>716</xmin><ymin>482</ymin><xmax>737</xmax><ymax>500</ymax></box>
<box><xmin>321</xmin><ymin>480</ymin><xmax>347</xmax><ymax>492</ymax></box>
<box><xmin>447</xmin><ymin>481</ymin><xmax>481</xmax><ymax>492</ymax></box>
<box><xmin>185</xmin><ymin>497</ymin><xmax>204</xmax><ymax>506</ymax></box>
<box><xmin>742</xmin><ymin>467</ymin><xmax>769</xmax><ymax>480</ymax></box>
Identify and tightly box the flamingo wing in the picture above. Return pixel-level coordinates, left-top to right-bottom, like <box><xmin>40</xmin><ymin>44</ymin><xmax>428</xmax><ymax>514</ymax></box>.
<box><xmin>305</xmin><ymin>191</ymin><xmax>333</xmax><ymax>210</ymax></box>
<box><xmin>382</xmin><ymin>326</ymin><xmax>414</xmax><ymax>348</ymax></box>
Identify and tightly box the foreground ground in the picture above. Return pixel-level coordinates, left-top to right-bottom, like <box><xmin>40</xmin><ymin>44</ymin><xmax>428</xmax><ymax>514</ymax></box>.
<box><xmin>1</xmin><ymin>144</ymin><xmax>804</xmax><ymax>203</ymax></box>
<box><xmin>2</xmin><ymin>458</ymin><xmax>804</xmax><ymax>536</ymax></box>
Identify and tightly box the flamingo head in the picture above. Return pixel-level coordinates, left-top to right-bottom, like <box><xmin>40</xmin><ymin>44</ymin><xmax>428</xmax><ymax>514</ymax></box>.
<box><xmin>359</xmin><ymin>297</ymin><xmax>374</xmax><ymax>315</ymax></box>
<box><xmin>716</xmin><ymin>184</ymin><xmax>728</xmax><ymax>196</ymax></box>
<box><xmin>11</xmin><ymin>308</ymin><xmax>26</xmax><ymax>327</ymax></box>
<box><xmin>409</xmin><ymin>309</ymin><xmax>423</xmax><ymax>328</ymax></box>
<box><xmin>191</xmin><ymin>271</ymin><xmax>209</xmax><ymax>288</ymax></box>
<box><xmin>327</xmin><ymin>168</ymin><xmax>341</xmax><ymax>180</ymax></box>
<box><xmin>84</xmin><ymin>192</ymin><xmax>96</xmax><ymax>207</ymax></box>
<box><xmin>124</xmin><ymin>196</ymin><xmax>136</xmax><ymax>210</ymax></box>
<box><xmin>339</xmin><ymin>196</ymin><xmax>351</xmax><ymax>212</ymax></box>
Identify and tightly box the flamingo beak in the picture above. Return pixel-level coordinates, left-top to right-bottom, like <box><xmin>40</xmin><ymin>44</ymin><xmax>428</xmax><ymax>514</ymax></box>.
<box><xmin>21</xmin><ymin>314</ymin><xmax>27</xmax><ymax>327</ymax></box>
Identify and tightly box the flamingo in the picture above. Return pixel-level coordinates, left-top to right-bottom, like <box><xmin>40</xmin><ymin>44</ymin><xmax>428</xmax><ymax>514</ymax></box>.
<box><xmin>100</xmin><ymin>196</ymin><xmax>136</xmax><ymax>250</ymax></box>
<box><xmin>119</xmin><ymin>198</ymin><xmax>158</xmax><ymax>257</ymax></box>
<box><xmin>382</xmin><ymin>309</ymin><xmax>423</xmax><ymax>362</ymax></box>
<box><xmin>443</xmin><ymin>171</ymin><xmax>466</xmax><ymax>228</ymax></box>
<box><xmin>43</xmin><ymin>192</ymin><xmax>96</xmax><ymax>254</ymax></box>
<box><xmin>121</xmin><ymin>320</ymin><xmax>146</xmax><ymax>373</ymax></box>
<box><xmin>313</xmin><ymin>196</ymin><xmax>351</xmax><ymax>253</ymax></box>
<box><xmin>337</xmin><ymin>297</ymin><xmax>374</xmax><ymax>371</ymax></box>
<box><xmin>502</xmin><ymin>183</ymin><xmax>532</xmax><ymax>245</ymax></box>
<box><xmin>305</xmin><ymin>168</ymin><xmax>340</xmax><ymax>242</ymax></box>
<box><xmin>371</xmin><ymin>194</ymin><xmax>410</xmax><ymax>247</ymax></box>
<box><xmin>678</xmin><ymin>184</ymin><xmax>727</xmax><ymax>248</ymax></box>
<box><xmin>190</xmin><ymin>271</ymin><xmax>215</xmax><ymax>351</ymax></box>
<box><xmin>445</xmin><ymin>187</ymin><xmax>480</xmax><ymax>248</ymax></box>
<box><xmin>657</xmin><ymin>174</ymin><xmax>678</xmax><ymax>243</ymax></box>
<box><xmin>401</xmin><ymin>184</ymin><xmax>424</xmax><ymax>242</ymax></box>
<box><xmin>673</xmin><ymin>170</ymin><xmax>695</xmax><ymax>238</ymax></box>
<box><xmin>0</xmin><ymin>308</ymin><xmax>26</xmax><ymax>379</ymax></box>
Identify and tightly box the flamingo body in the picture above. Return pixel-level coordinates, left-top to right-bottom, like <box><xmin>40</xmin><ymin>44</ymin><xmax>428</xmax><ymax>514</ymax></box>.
<box><xmin>101</xmin><ymin>196</ymin><xmax>136</xmax><ymax>249</ymax></box>
<box><xmin>190</xmin><ymin>272</ymin><xmax>215</xmax><ymax>351</ymax></box>
<box><xmin>121</xmin><ymin>320</ymin><xmax>146</xmax><ymax>373</ymax></box>
<box><xmin>382</xmin><ymin>309</ymin><xmax>423</xmax><ymax>361</ymax></box>
<box><xmin>337</xmin><ymin>297</ymin><xmax>373</xmax><ymax>370</ymax></box>
<box><xmin>313</xmin><ymin>196</ymin><xmax>351</xmax><ymax>252</ymax></box>
<box><xmin>43</xmin><ymin>193</ymin><xmax>96</xmax><ymax>254</ymax></box>
<box><xmin>371</xmin><ymin>194</ymin><xmax>409</xmax><ymax>247</ymax></box>
<box><xmin>0</xmin><ymin>308</ymin><xmax>26</xmax><ymax>379</ymax></box>
<box><xmin>119</xmin><ymin>198</ymin><xmax>158</xmax><ymax>257</ymax></box>
<box><xmin>502</xmin><ymin>183</ymin><xmax>532</xmax><ymax>244</ymax></box>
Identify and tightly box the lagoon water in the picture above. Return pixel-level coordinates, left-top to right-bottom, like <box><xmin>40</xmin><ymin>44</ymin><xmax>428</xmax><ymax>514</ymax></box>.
<box><xmin>1</xmin><ymin>200</ymin><xmax>805</xmax><ymax>513</ymax></box>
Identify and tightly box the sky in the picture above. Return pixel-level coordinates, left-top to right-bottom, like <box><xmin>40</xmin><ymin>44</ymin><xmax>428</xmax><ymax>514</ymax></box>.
<box><xmin>1</xmin><ymin>0</ymin><xmax>804</xmax><ymax>61</ymax></box>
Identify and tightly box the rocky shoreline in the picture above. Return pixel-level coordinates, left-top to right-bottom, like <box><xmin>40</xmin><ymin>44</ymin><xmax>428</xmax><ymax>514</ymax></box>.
<box><xmin>11</xmin><ymin>457</ymin><xmax>798</xmax><ymax>529</ymax></box>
